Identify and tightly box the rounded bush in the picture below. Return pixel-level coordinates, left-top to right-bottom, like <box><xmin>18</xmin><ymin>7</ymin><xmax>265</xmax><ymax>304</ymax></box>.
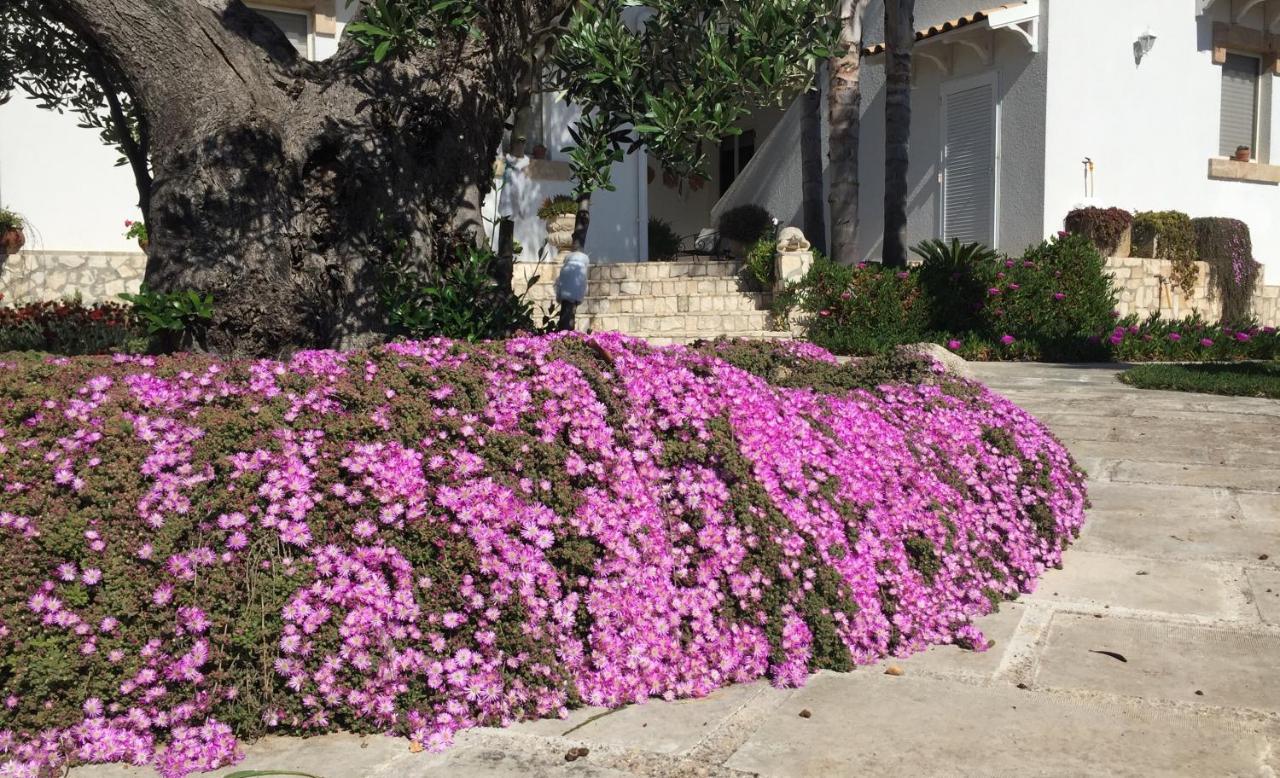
<box><xmin>0</xmin><ymin>335</ymin><xmax>1086</xmax><ymax>776</ymax></box>
<box><xmin>716</xmin><ymin>204</ymin><xmax>773</xmax><ymax>245</ymax></box>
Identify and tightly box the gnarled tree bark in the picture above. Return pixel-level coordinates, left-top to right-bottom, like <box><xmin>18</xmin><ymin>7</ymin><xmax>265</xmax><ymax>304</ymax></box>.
<box><xmin>827</xmin><ymin>0</ymin><xmax>870</xmax><ymax>265</ymax></box>
<box><xmin>882</xmin><ymin>0</ymin><xmax>914</xmax><ymax>269</ymax></box>
<box><xmin>44</xmin><ymin>0</ymin><xmax>570</xmax><ymax>356</ymax></box>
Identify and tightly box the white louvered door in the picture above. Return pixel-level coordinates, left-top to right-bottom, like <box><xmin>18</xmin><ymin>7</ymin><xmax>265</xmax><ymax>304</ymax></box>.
<box><xmin>941</xmin><ymin>76</ymin><xmax>997</xmax><ymax>248</ymax></box>
<box><xmin>1219</xmin><ymin>53</ymin><xmax>1260</xmax><ymax>157</ymax></box>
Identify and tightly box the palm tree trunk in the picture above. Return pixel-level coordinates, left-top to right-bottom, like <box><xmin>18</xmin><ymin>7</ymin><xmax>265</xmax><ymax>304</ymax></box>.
<box><xmin>827</xmin><ymin>0</ymin><xmax>871</xmax><ymax>264</ymax></box>
<box><xmin>799</xmin><ymin>75</ymin><xmax>827</xmax><ymax>256</ymax></box>
<box><xmin>883</xmin><ymin>0</ymin><xmax>915</xmax><ymax>269</ymax></box>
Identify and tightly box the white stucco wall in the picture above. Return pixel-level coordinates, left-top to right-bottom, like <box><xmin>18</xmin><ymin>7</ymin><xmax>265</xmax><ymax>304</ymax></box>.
<box><xmin>855</xmin><ymin>0</ymin><xmax>1048</xmax><ymax>263</ymax></box>
<box><xmin>1042</xmin><ymin>0</ymin><xmax>1280</xmax><ymax>283</ymax></box>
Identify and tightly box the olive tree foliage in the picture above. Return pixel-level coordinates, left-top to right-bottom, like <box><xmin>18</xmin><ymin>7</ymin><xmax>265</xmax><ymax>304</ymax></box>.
<box><xmin>0</xmin><ymin>1</ymin><xmax>152</xmax><ymax>213</ymax></box>
<box><xmin>549</xmin><ymin>0</ymin><xmax>839</xmax><ymax>249</ymax></box>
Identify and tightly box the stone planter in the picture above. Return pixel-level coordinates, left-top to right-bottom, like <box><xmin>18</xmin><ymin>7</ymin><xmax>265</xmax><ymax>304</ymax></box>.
<box><xmin>138</xmin><ymin>238</ymin><xmax>150</xmax><ymax>254</ymax></box>
<box><xmin>1113</xmin><ymin>225</ymin><xmax>1132</xmax><ymax>258</ymax></box>
<box><xmin>1</xmin><ymin>227</ymin><xmax>25</xmax><ymax>255</ymax></box>
<box><xmin>546</xmin><ymin>213</ymin><xmax>576</xmax><ymax>255</ymax></box>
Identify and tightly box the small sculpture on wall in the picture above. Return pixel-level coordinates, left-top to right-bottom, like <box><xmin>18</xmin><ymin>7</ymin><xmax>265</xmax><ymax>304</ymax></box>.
<box><xmin>776</xmin><ymin>226</ymin><xmax>811</xmax><ymax>253</ymax></box>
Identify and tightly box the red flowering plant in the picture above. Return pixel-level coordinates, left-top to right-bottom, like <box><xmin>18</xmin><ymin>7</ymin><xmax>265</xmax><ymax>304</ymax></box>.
<box><xmin>123</xmin><ymin>220</ymin><xmax>148</xmax><ymax>243</ymax></box>
<box><xmin>0</xmin><ymin>334</ymin><xmax>1087</xmax><ymax>776</ymax></box>
<box><xmin>0</xmin><ymin>294</ymin><xmax>141</xmax><ymax>355</ymax></box>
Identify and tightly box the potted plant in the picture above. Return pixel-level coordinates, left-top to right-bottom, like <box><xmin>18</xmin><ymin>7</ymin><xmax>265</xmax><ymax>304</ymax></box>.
<box><xmin>538</xmin><ymin>195</ymin><xmax>578</xmax><ymax>254</ymax></box>
<box><xmin>716</xmin><ymin>203</ymin><xmax>774</xmax><ymax>259</ymax></box>
<box><xmin>0</xmin><ymin>208</ymin><xmax>26</xmax><ymax>255</ymax></box>
<box><xmin>1234</xmin><ymin>145</ymin><xmax>1251</xmax><ymax>162</ymax></box>
<box><xmin>124</xmin><ymin>219</ymin><xmax>149</xmax><ymax>253</ymax></box>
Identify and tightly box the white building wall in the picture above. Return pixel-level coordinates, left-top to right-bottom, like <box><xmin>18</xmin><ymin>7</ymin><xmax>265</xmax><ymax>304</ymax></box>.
<box><xmin>1042</xmin><ymin>0</ymin><xmax>1280</xmax><ymax>283</ymax></box>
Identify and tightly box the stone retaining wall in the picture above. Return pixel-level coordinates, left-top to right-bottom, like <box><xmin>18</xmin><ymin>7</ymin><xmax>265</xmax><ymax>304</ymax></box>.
<box><xmin>1104</xmin><ymin>256</ymin><xmax>1280</xmax><ymax>326</ymax></box>
<box><xmin>0</xmin><ymin>250</ymin><xmax>146</xmax><ymax>305</ymax></box>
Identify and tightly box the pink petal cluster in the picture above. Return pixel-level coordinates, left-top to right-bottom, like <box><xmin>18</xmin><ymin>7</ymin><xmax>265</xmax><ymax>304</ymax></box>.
<box><xmin>0</xmin><ymin>333</ymin><xmax>1086</xmax><ymax>776</ymax></box>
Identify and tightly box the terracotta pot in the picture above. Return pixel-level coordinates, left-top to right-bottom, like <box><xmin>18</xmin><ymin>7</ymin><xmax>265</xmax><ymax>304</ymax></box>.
<box><xmin>138</xmin><ymin>238</ymin><xmax>150</xmax><ymax>254</ymax></box>
<box><xmin>1234</xmin><ymin>145</ymin><xmax>1251</xmax><ymax>162</ymax></box>
<box><xmin>1</xmin><ymin>228</ymin><xmax>25</xmax><ymax>255</ymax></box>
<box><xmin>531</xmin><ymin>144</ymin><xmax>548</xmax><ymax>160</ymax></box>
<box><xmin>546</xmin><ymin>213</ymin><xmax>576</xmax><ymax>253</ymax></box>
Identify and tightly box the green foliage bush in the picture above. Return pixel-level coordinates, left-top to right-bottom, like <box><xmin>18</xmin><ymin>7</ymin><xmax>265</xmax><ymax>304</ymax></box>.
<box><xmin>778</xmin><ymin>256</ymin><xmax>930</xmax><ymax>354</ymax></box>
<box><xmin>1192</xmin><ymin>217</ymin><xmax>1260</xmax><ymax>324</ymax></box>
<box><xmin>1063</xmin><ymin>207</ymin><xmax>1132</xmax><ymax>256</ymax></box>
<box><xmin>0</xmin><ymin>206</ymin><xmax>23</xmax><ymax>232</ymax></box>
<box><xmin>118</xmin><ymin>286</ymin><xmax>214</xmax><ymax>353</ymax></box>
<box><xmin>717</xmin><ymin>204</ymin><xmax>773</xmax><ymax>245</ymax></box>
<box><xmin>1132</xmin><ymin>210</ymin><xmax>1198</xmax><ymax>295</ymax></box>
<box><xmin>537</xmin><ymin>195</ymin><xmax>578</xmax><ymax>220</ymax></box>
<box><xmin>744</xmin><ymin>237</ymin><xmax>776</xmax><ymax>289</ymax></box>
<box><xmin>378</xmin><ymin>242</ymin><xmax>542</xmax><ymax>341</ymax></box>
<box><xmin>647</xmin><ymin>217</ymin><xmax>682</xmax><ymax>261</ymax></box>
<box><xmin>1119</xmin><ymin>362</ymin><xmax>1280</xmax><ymax>399</ymax></box>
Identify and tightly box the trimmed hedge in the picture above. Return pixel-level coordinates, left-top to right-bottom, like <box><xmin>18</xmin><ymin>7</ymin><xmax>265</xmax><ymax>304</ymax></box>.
<box><xmin>1063</xmin><ymin>207</ymin><xmax>1132</xmax><ymax>257</ymax></box>
<box><xmin>0</xmin><ymin>335</ymin><xmax>1087</xmax><ymax>776</ymax></box>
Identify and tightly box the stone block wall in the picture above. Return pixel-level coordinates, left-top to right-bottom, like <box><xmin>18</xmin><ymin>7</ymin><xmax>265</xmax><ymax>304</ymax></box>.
<box><xmin>0</xmin><ymin>250</ymin><xmax>146</xmax><ymax>305</ymax></box>
<box><xmin>1104</xmin><ymin>256</ymin><xmax>1279</xmax><ymax>327</ymax></box>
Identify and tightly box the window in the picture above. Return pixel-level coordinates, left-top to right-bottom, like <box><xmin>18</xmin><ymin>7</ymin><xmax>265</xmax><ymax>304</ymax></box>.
<box><xmin>718</xmin><ymin>130</ymin><xmax>756</xmax><ymax>196</ymax></box>
<box><xmin>1220</xmin><ymin>52</ymin><xmax>1260</xmax><ymax>158</ymax></box>
<box><xmin>253</xmin><ymin>8</ymin><xmax>311</xmax><ymax>59</ymax></box>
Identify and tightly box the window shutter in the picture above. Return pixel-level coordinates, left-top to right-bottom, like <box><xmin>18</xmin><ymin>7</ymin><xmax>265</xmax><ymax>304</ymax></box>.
<box><xmin>943</xmin><ymin>83</ymin><xmax>996</xmax><ymax>247</ymax></box>
<box><xmin>1220</xmin><ymin>53</ymin><xmax>1259</xmax><ymax>157</ymax></box>
<box><xmin>257</xmin><ymin>9</ymin><xmax>310</xmax><ymax>58</ymax></box>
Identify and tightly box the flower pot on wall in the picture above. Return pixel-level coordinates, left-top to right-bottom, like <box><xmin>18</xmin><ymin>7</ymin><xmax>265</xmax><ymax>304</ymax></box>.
<box><xmin>1234</xmin><ymin>145</ymin><xmax>1251</xmax><ymax>162</ymax></box>
<box><xmin>546</xmin><ymin>213</ymin><xmax>576</xmax><ymax>254</ymax></box>
<box><xmin>1</xmin><ymin>228</ymin><xmax>25</xmax><ymax>255</ymax></box>
<box><xmin>138</xmin><ymin>238</ymin><xmax>150</xmax><ymax>254</ymax></box>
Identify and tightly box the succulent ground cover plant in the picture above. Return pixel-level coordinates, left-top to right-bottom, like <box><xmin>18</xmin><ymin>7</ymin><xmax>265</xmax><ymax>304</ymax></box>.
<box><xmin>0</xmin><ymin>334</ymin><xmax>1087</xmax><ymax>777</ymax></box>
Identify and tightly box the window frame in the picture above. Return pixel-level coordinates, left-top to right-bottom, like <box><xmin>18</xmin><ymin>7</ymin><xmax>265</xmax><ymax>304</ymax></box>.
<box><xmin>246</xmin><ymin>4</ymin><xmax>315</xmax><ymax>60</ymax></box>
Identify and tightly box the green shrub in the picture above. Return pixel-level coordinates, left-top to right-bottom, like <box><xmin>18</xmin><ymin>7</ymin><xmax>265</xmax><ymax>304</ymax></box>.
<box><xmin>717</xmin><ymin>204</ymin><xmax>773</xmax><ymax>245</ymax></box>
<box><xmin>1119</xmin><ymin>362</ymin><xmax>1280</xmax><ymax>399</ymax></box>
<box><xmin>744</xmin><ymin>237</ymin><xmax>776</xmax><ymax>289</ymax></box>
<box><xmin>1192</xmin><ymin>217</ymin><xmax>1260</xmax><ymax>324</ymax></box>
<box><xmin>647</xmin><ymin>217</ymin><xmax>681</xmax><ymax>261</ymax></box>
<box><xmin>377</xmin><ymin>242</ymin><xmax>541</xmax><ymax>341</ymax></box>
<box><xmin>537</xmin><ymin>195</ymin><xmax>577</xmax><ymax>220</ymax></box>
<box><xmin>913</xmin><ymin>238</ymin><xmax>1000</xmax><ymax>334</ymax></box>
<box><xmin>780</xmin><ymin>256</ymin><xmax>929</xmax><ymax>355</ymax></box>
<box><xmin>1106</xmin><ymin>313</ymin><xmax>1277</xmax><ymax>362</ymax></box>
<box><xmin>1132</xmin><ymin>211</ymin><xmax>1198</xmax><ymax>295</ymax></box>
<box><xmin>118</xmin><ymin>286</ymin><xmax>215</xmax><ymax>352</ymax></box>
<box><xmin>1063</xmin><ymin>207</ymin><xmax>1132</xmax><ymax>256</ymax></box>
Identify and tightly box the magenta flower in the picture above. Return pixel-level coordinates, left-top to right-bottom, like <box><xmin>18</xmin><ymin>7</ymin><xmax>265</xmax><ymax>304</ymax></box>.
<box><xmin>1052</xmin><ymin>292</ymin><xmax>1065</xmax><ymax>301</ymax></box>
<box><xmin>946</xmin><ymin>339</ymin><xmax>962</xmax><ymax>350</ymax></box>
<box><xmin>1235</xmin><ymin>332</ymin><xmax>1251</xmax><ymax>342</ymax></box>
<box><xmin>1200</xmin><ymin>338</ymin><xmax>1214</xmax><ymax>347</ymax></box>
<box><xmin>987</xmin><ymin>288</ymin><xmax>1001</xmax><ymax>296</ymax></box>
<box><xmin>1000</xmin><ymin>334</ymin><xmax>1016</xmax><ymax>346</ymax></box>
<box><xmin>1168</xmin><ymin>333</ymin><xmax>1181</xmax><ymax>342</ymax></box>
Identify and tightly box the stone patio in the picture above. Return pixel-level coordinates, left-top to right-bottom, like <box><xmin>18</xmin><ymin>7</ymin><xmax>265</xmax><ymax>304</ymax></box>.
<box><xmin>71</xmin><ymin>363</ymin><xmax>1280</xmax><ymax>778</ymax></box>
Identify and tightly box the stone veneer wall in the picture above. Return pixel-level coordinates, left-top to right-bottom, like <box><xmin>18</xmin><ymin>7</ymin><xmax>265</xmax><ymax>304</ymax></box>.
<box><xmin>0</xmin><ymin>250</ymin><xmax>147</xmax><ymax>305</ymax></box>
<box><xmin>1104</xmin><ymin>256</ymin><xmax>1280</xmax><ymax>327</ymax></box>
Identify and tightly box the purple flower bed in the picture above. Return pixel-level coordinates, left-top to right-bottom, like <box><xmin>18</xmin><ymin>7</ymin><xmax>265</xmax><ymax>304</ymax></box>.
<box><xmin>0</xmin><ymin>334</ymin><xmax>1087</xmax><ymax>776</ymax></box>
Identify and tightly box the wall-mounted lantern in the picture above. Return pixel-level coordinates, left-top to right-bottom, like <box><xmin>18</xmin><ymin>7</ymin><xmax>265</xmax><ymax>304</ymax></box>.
<box><xmin>1134</xmin><ymin>28</ymin><xmax>1157</xmax><ymax>64</ymax></box>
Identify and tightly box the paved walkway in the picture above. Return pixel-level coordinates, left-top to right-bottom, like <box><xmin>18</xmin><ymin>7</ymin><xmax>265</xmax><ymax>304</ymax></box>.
<box><xmin>75</xmin><ymin>364</ymin><xmax>1280</xmax><ymax>777</ymax></box>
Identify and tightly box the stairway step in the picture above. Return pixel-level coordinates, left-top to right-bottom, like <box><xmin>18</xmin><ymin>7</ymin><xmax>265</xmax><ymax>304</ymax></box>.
<box><xmin>587</xmin><ymin>260</ymin><xmax>746</xmax><ymax>281</ymax></box>
<box><xmin>576</xmin><ymin>311</ymin><xmax>776</xmax><ymax>335</ymax></box>
<box><xmin>579</xmin><ymin>294</ymin><xmax>768</xmax><ymax>315</ymax></box>
<box><xmin>638</xmin><ymin>331</ymin><xmax>796</xmax><ymax>346</ymax></box>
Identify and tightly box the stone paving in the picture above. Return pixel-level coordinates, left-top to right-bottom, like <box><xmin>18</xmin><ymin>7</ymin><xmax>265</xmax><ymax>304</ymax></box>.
<box><xmin>72</xmin><ymin>363</ymin><xmax>1280</xmax><ymax>778</ymax></box>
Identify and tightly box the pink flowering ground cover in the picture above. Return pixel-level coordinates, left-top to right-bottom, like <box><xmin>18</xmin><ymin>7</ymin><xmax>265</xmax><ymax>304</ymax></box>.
<box><xmin>0</xmin><ymin>334</ymin><xmax>1087</xmax><ymax>777</ymax></box>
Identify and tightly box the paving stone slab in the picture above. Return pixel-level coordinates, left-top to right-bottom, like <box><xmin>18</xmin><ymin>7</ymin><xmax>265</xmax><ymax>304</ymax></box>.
<box><xmin>1076</xmin><ymin>483</ymin><xmax>1280</xmax><ymax>562</ymax></box>
<box><xmin>723</xmin><ymin>672</ymin><xmax>1271</xmax><ymax>777</ymax></box>
<box><xmin>1247</xmin><ymin>567</ymin><xmax>1280</xmax><ymax>625</ymax></box>
<box><xmin>1027</xmin><ymin>551</ymin><xmax>1234</xmax><ymax>618</ymax></box>
<box><xmin>1237</xmin><ymin>492</ymin><xmax>1280</xmax><ymax>524</ymax></box>
<box><xmin>863</xmin><ymin>601</ymin><xmax>1027</xmax><ymax>679</ymax></box>
<box><xmin>1065</xmin><ymin>439</ymin><xmax>1257</xmax><ymax>468</ymax></box>
<box><xmin>493</xmin><ymin>680</ymin><xmax>764</xmax><ymax>755</ymax></box>
<box><xmin>1036</xmin><ymin>613</ymin><xmax>1280</xmax><ymax>713</ymax></box>
<box><xmin>69</xmin><ymin>734</ymin><xmax>411</xmax><ymax>778</ymax></box>
<box><xmin>403</xmin><ymin>745</ymin><xmax>640</xmax><ymax>777</ymax></box>
<box><xmin>1110</xmin><ymin>460</ymin><xmax>1280</xmax><ymax>493</ymax></box>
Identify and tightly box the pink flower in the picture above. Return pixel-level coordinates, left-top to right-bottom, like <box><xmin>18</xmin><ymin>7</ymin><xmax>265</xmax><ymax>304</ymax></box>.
<box><xmin>1168</xmin><ymin>333</ymin><xmax>1181</xmax><ymax>342</ymax></box>
<box><xmin>1235</xmin><ymin>332</ymin><xmax>1251</xmax><ymax>342</ymax></box>
<box><xmin>946</xmin><ymin>339</ymin><xmax>962</xmax><ymax>350</ymax></box>
<box><xmin>1000</xmin><ymin>334</ymin><xmax>1016</xmax><ymax>346</ymax></box>
<box><xmin>1200</xmin><ymin>338</ymin><xmax>1214</xmax><ymax>347</ymax></box>
<box><xmin>819</xmin><ymin>309</ymin><xmax>831</xmax><ymax>317</ymax></box>
<box><xmin>1052</xmin><ymin>292</ymin><xmax>1066</xmax><ymax>301</ymax></box>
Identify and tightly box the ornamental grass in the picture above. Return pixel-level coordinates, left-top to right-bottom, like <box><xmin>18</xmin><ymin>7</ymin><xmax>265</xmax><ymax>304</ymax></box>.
<box><xmin>0</xmin><ymin>334</ymin><xmax>1087</xmax><ymax>776</ymax></box>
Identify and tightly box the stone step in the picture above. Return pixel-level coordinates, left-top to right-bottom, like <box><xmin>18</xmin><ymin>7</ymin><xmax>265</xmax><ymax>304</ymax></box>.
<box><xmin>587</xmin><ymin>260</ymin><xmax>746</xmax><ymax>281</ymax></box>
<box><xmin>642</xmin><ymin>331</ymin><xmax>796</xmax><ymax>346</ymax></box>
<box><xmin>578</xmin><ymin>294</ymin><xmax>769</xmax><ymax>315</ymax></box>
<box><xmin>588</xmin><ymin>278</ymin><xmax>758</xmax><ymax>297</ymax></box>
<box><xmin>577</xmin><ymin>311</ymin><xmax>776</xmax><ymax>335</ymax></box>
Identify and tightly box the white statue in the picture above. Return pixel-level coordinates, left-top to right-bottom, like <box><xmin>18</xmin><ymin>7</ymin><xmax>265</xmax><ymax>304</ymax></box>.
<box><xmin>776</xmin><ymin>226</ymin><xmax>811</xmax><ymax>253</ymax></box>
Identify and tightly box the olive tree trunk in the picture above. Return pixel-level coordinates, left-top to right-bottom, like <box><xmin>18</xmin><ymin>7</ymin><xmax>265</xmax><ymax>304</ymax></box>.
<box><xmin>45</xmin><ymin>0</ymin><xmax>567</xmax><ymax>356</ymax></box>
<box><xmin>882</xmin><ymin>0</ymin><xmax>914</xmax><ymax>269</ymax></box>
<box><xmin>827</xmin><ymin>0</ymin><xmax>870</xmax><ymax>265</ymax></box>
<box><xmin>799</xmin><ymin>77</ymin><xmax>827</xmax><ymax>256</ymax></box>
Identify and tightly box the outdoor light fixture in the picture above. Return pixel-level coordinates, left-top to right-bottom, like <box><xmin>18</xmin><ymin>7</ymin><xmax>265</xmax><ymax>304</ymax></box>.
<box><xmin>1135</xmin><ymin>28</ymin><xmax>1157</xmax><ymax>64</ymax></box>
